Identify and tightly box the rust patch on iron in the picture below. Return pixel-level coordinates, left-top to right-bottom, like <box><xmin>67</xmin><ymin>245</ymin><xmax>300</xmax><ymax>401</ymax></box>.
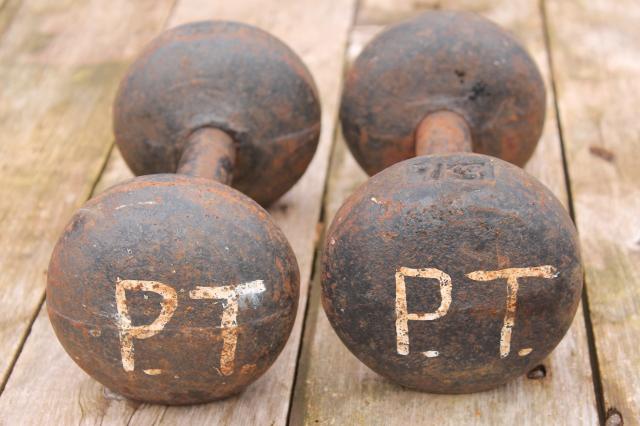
<box><xmin>48</xmin><ymin>175</ymin><xmax>300</xmax><ymax>404</ymax></box>
<box><xmin>322</xmin><ymin>11</ymin><xmax>579</xmax><ymax>394</ymax></box>
<box><xmin>321</xmin><ymin>154</ymin><xmax>582</xmax><ymax>393</ymax></box>
<box><xmin>113</xmin><ymin>21</ymin><xmax>321</xmax><ymax>206</ymax></box>
<box><xmin>340</xmin><ymin>11</ymin><xmax>545</xmax><ymax>175</ymax></box>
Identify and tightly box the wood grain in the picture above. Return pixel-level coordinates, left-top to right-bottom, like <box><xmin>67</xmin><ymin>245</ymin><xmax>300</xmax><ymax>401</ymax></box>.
<box><xmin>0</xmin><ymin>0</ymin><xmax>356</xmax><ymax>424</ymax></box>
<box><xmin>289</xmin><ymin>1</ymin><xmax>599</xmax><ymax>424</ymax></box>
<box><xmin>545</xmin><ymin>0</ymin><xmax>640</xmax><ymax>424</ymax></box>
<box><xmin>0</xmin><ymin>0</ymin><xmax>21</xmax><ymax>38</ymax></box>
<box><xmin>0</xmin><ymin>0</ymin><xmax>176</xmax><ymax>389</ymax></box>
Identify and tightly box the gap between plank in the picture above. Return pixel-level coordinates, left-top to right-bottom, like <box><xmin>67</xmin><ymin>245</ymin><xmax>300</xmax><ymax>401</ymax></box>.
<box><xmin>0</xmin><ymin>140</ymin><xmax>117</xmax><ymax>396</ymax></box>
<box><xmin>0</xmin><ymin>0</ymin><xmax>183</xmax><ymax>397</ymax></box>
<box><xmin>0</xmin><ymin>293</ymin><xmax>44</xmax><ymax>395</ymax></box>
<box><xmin>285</xmin><ymin>4</ymin><xmax>361</xmax><ymax>423</ymax></box>
<box><xmin>539</xmin><ymin>1</ymin><xmax>606</xmax><ymax>424</ymax></box>
<box><xmin>0</xmin><ymin>0</ymin><xmax>184</xmax><ymax>395</ymax></box>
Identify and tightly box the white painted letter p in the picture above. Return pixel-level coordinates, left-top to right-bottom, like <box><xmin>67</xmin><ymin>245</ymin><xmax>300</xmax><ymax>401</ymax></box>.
<box><xmin>395</xmin><ymin>267</ymin><xmax>452</xmax><ymax>356</ymax></box>
<box><xmin>115</xmin><ymin>280</ymin><xmax>178</xmax><ymax>372</ymax></box>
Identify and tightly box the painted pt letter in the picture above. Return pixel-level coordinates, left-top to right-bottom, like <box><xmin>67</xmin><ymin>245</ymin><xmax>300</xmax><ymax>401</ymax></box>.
<box><xmin>190</xmin><ymin>280</ymin><xmax>266</xmax><ymax>375</ymax></box>
<box><xmin>115</xmin><ymin>279</ymin><xmax>178</xmax><ymax>372</ymax></box>
<box><xmin>395</xmin><ymin>267</ymin><xmax>452</xmax><ymax>356</ymax></box>
<box><xmin>466</xmin><ymin>266</ymin><xmax>558</xmax><ymax>358</ymax></box>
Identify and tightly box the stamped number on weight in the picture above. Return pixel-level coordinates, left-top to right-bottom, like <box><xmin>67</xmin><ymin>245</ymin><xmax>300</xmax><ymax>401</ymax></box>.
<box><xmin>412</xmin><ymin>160</ymin><xmax>495</xmax><ymax>181</ymax></box>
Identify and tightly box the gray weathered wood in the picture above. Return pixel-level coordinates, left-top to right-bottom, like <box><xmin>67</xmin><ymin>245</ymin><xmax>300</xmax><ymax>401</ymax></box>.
<box><xmin>0</xmin><ymin>0</ymin><xmax>21</xmax><ymax>37</ymax></box>
<box><xmin>0</xmin><ymin>0</ymin><xmax>176</xmax><ymax>390</ymax></box>
<box><xmin>545</xmin><ymin>0</ymin><xmax>640</xmax><ymax>424</ymax></box>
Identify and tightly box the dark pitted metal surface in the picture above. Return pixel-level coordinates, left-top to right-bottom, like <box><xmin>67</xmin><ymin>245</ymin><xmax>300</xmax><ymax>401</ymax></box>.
<box><xmin>340</xmin><ymin>11</ymin><xmax>545</xmax><ymax>176</ymax></box>
<box><xmin>321</xmin><ymin>154</ymin><xmax>582</xmax><ymax>393</ymax></box>
<box><xmin>47</xmin><ymin>175</ymin><xmax>299</xmax><ymax>404</ymax></box>
<box><xmin>114</xmin><ymin>21</ymin><xmax>321</xmax><ymax>206</ymax></box>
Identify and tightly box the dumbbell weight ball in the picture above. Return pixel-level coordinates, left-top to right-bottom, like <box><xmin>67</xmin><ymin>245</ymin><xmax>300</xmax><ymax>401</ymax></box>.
<box><xmin>321</xmin><ymin>11</ymin><xmax>582</xmax><ymax>393</ymax></box>
<box><xmin>47</xmin><ymin>21</ymin><xmax>320</xmax><ymax>404</ymax></box>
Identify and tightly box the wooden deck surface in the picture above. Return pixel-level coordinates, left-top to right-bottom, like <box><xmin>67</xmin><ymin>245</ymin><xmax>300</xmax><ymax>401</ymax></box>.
<box><xmin>0</xmin><ymin>0</ymin><xmax>637</xmax><ymax>425</ymax></box>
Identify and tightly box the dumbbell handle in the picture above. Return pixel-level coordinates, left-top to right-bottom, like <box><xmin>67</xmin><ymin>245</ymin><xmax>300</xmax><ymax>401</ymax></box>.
<box><xmin>177</xmin><ymin>127</ymin><xmax>236</xmax><ymax>184</ymax></box>
<box><xmin>415</xmin><ymin>110</ymin><xmax>472</xmax><ymax>156</ymax></box>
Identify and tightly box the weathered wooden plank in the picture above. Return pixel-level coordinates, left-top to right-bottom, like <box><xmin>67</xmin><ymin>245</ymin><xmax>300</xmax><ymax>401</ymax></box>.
<box><xmin>0</xmin><ymin>0</ymin><xmax>22</xmax><ymax>38</ymax></box>
<box><xmin>290</xmin><ymin>1</ymin><xmax>598</xmax><ymax>424</ymax></box>
<box><xmin>545</xmin><ymin>1</ymin><xmax>640</xmax><ymax>424</ymax></box>
<box><xmin>0</xmin><ymin>0</ymin><xmax>356</xmax><ymax>424</ymax></box>
<box><xmin>0</xmin><ymin>0</ymin><xmax>176</xmax><ymax>390</ymax></box>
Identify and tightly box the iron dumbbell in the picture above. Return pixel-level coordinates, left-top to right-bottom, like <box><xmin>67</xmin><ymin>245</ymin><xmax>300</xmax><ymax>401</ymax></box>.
<box><xmin>321</xmin><ymin>11</ymin><xmax>582</xmax><ymax>393</ymax></box>
<box><xmin>47</xmin><ymin>21</ymin><xmax>320</xmax><ymax>404</ymax></box>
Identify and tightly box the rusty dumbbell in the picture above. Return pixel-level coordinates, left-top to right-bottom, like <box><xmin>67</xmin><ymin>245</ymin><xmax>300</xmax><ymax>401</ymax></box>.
<box><xmin>47</xmin><ymin>21</ymin><xmax>320</xmax><ymax>404</ymax></box>
<box><xmin>322</xmin><ymin>11</ymin><xmax>582</xmax><ymax>393</ymax></box>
